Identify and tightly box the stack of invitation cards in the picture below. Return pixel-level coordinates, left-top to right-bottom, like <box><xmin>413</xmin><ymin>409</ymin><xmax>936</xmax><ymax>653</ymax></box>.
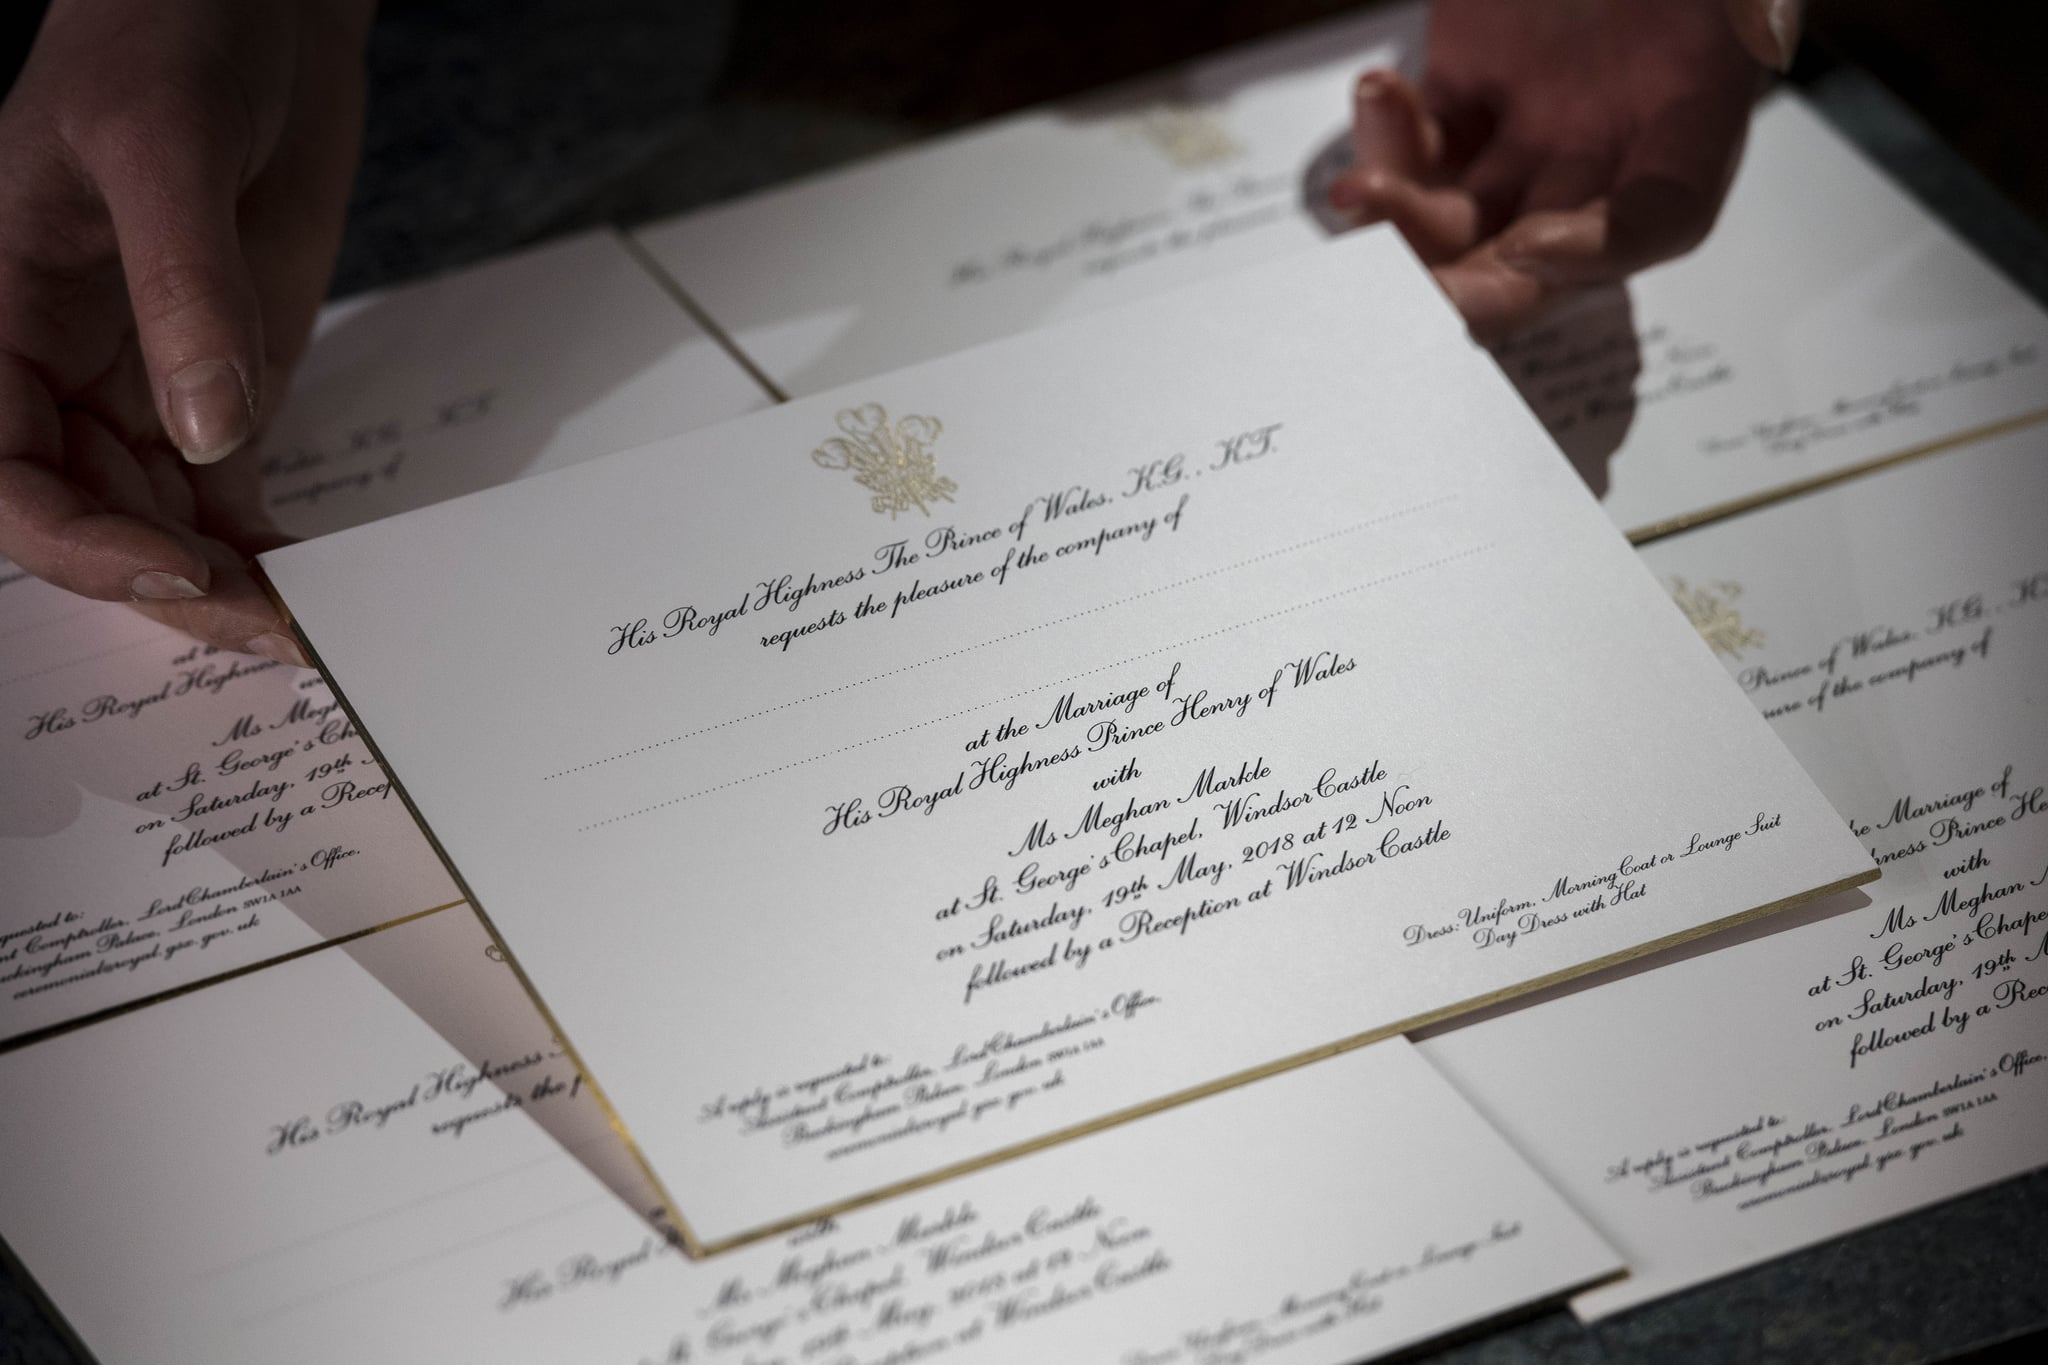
<box><xmin>261</xmin><ymin>229</ymin><xmax>1873</xmax><ymax>1255</ymax></box>
<box><xmin>1420</xmin><ymin>422</ymin><xmax>2048</xmax><ymax>1317</ymax></box>
<box><xmin>0</xmin><ymin>906</ymin><xmax>1626</xmax><ymax>1365</ymax></box>
<box><xmin>0</xmin><ymin>230</ymin><xmax>768</xmax><ymax>1045</ymax></box>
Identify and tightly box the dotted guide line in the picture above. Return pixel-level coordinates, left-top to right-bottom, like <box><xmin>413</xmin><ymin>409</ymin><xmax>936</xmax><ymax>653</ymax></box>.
<box><xmin>0</xmin><ymin>634</ymin><xmax>156</xmax><ymax>691</ymax></box>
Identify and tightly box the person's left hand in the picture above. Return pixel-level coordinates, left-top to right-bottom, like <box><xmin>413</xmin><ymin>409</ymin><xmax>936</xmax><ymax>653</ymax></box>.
<box><xmin>1328</xmin><ymin>0</ymin><xmax>1776</xmax><ymax>340</ymax></box>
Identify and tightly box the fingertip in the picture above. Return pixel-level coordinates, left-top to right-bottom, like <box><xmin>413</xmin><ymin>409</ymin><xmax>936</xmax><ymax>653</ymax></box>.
<box><xmin>166</xmin><ymin>359</ymin><xmax>256</xmax><ymax>464</ymax></box>
<box><xmin>1327</xmin><ymin>168</ymin><xmax>1402</xmax><ymax>222</ymax></box>
<box><xmin>1352</xmin><ymin>69</ymin><xmax>1403</xmax><ymax>132</ymax></box>
<box><xmin>1724</xmin><ymin>0</ymin><xmax>1801</xmax><ymax>72</ymax></box>
<box><xmin>1354</xmin><ymin>168</ymin><xmax>1402</xmax><ymax>202</ymax></box>
<box><xmin>92</xmin><ymin>145</ymin><xmax>268</xmax><ymax>464</ymax></box>
<box><xmin>246</xmin><ymin>631</ymin><xmax>312</xmax><ymax>669</ymax></box>
<box><xmin>1353</xmin><ymin>68</ymin><xmax>1423</xmax><ymax>115</ymax></box>
<box><xmin>123</xmin><ymin>537</ymin><xmax>289</xmax><ymax>654</ymax></box>
<box><xmin>0</xmin><ymin>469</ymin><xmax>216</xmax><ymax>602</ymax></box>
<box><xmin>1349</xmin><ymin>68</ymin><xmax>1436</xmax><ymax>181</ymax></box>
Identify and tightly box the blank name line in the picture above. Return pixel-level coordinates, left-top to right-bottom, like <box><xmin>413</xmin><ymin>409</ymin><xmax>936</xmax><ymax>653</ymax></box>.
<box><xmin>0</xmin><ymin>633</ymin><xmax>156</xmax><ymax>691</ymax></box>
<box><xmin>543</xmin><ymin>495</ymin><xmax>1456</xmax><ymax>782</ymax></box>
<box><xmin>577</xmin><ymin>540</ymin><xmax>1493</xmax><ymax>833</ymax></box>
<box><xmin>231</xmin><ymin>1191</ymin><xmax>610</xmax><ymax>1329</ymax></box>
<box><xmin>0</xmin><ymin>600</ymin><xmax>103</xmax><ymax>644</ymax></box>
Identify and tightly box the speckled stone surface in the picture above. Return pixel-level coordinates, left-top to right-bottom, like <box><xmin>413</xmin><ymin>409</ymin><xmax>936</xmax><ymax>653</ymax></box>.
<box><xmin>2</xmin><ymin>4</ymin><xmax>2045</xmax><ymax>1362</ymax></box>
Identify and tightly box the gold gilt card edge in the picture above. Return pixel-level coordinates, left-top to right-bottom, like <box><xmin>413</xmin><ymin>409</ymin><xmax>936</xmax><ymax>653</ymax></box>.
<box><xmin>1623</xmin><ymin>405</ymin><xmax>2048</xmax><ymax>546</ymax></box>
<box><xmin>678</xmin><ymin>862</ymin><xmax>1878</xmax><ymax>1257</ymax></box>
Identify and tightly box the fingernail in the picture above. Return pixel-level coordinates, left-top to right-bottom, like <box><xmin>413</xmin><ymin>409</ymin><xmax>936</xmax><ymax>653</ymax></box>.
<box><xmin>1764</xmin><ymin>0</ymin><xmax>1802</xmax><ymax>71</ymax></box>
<box><xmin>248</xmin><ymin>632</ymin><xmax>310</xmax><ymax>669</ymax></box>
<box><xmin>1732</xmin><ymin>0</ymin><xmax>1802</xmax><ymax>72</ymax></box>
<box><xmin>1355</xmin><ymin>70</ymin><xmax>1391</xmax><ymax>103</ymax></box>
<box><xmin>130</xmin><ymin>570</ymin><xmax>206</xmax><ymax>601</ymax></box>
<box><xmin>167</xmin><ymin>360</ymin><xmax>253</xmax><ymax>464</ymax></box>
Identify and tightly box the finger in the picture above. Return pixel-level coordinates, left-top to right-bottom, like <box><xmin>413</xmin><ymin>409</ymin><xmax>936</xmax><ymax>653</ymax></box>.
<box><xmin>85</xmin><ymin>88</ymin><xmax>266</xmax><ymax>466</ymax></box>
<box><xmin>1494</xmin><ymin>196</ymin><xmax>1705</xmax><ymax>289</ymax></box>
<box><xmin>1724</xmin><ymin>0</ymin><xmax>1802</xmax><ymax>72</ymax></box>
<box><xmin>1417</xmin><ymin>87</ymin><xmax>1496</xmax><ymax>184</ymax></box>
<box><xmin>1455</xmin><ymin>140</ymin><xmax>1544</xmax><ymax>243</ymax></box>
<box><xmin>0</xmin><ymin>362</ymin><xmax>213</xmax><ymax>603</ymax></box>
<box><xmin>133</xmin><ymin>439</ymin><xmax>202</xmax><ymax>529</ymax></box>
<box><xmin>1328</xmin><ymin>171</ymin><xmax>1481</xmax><ymax>264</ymax></box>
<box><xmin>71</xmin><ymin>343</ymin><xmax>162</xmax><ymax>453</ymax></box>
<box><xmin>1349</xmin><ymin>70</ymin><xmax>1441</xmax><ymax>181</ymax></box>
<box><xmin>236</xmin><ymin>0</ymin><xmax>370</xmax><ymax>424</ymax></box>
<box><xmin>124</xmin><ymin>533</ymin><xmax>300</xmax><ymax>662</ymax></box>
<box><xmin>59</xmin><ymin>409</ymin><xmax>163</xmax><ymax>524</ymax></box>
<box><xmin>1433</xmin><ymin>251</ymin><xmax>1550</xmax><ymax>344</ymax></box>
<box><xmin>1493</xmin><ymin>203</ymin><xmax>1632</xmax><ymax>288</ymax></box>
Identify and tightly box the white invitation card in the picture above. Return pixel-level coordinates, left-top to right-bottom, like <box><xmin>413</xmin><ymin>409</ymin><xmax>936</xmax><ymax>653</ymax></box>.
<box><xmin>262</xmin><ymin>231</ymin><xmax>1873</xmax><ymax>1251</ymax></box>
<box><xmin>1419</xmin><ymin>425</ymin><xmax>2048</xmax><ymax>1317</ymax></box>
<box><xmin>0</xmin><ymin>907</ymin><xmax>1622</xmax><ymax>1365</ymax></box>
<box><xmin>0</xmin><ymin>230</ymin><xmax>768</xmax><ymax>1042</ymax></box>
<box><xmin>633</xmin><ymin>20</ymin><xmax>2048</xmax><ymax>540</ymax></box>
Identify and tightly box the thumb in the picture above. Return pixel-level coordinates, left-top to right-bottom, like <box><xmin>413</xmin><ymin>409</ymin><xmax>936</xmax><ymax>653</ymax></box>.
<box><xmin>90</xmin><ymin>105</ymin><xmax>267</xmax><ymax>466</ymax></box>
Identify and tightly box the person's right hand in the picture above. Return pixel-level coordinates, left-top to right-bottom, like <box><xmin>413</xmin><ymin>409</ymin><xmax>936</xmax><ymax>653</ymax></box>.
<box><xmin>1328</xmin><ymin>0</ymin><xmax>1791</xmax><ymax>340</ymax></box>
<box><xmin>0</xmin><ymin>0</ymin><xmax>372</xmax><ymax>663</ymax></box>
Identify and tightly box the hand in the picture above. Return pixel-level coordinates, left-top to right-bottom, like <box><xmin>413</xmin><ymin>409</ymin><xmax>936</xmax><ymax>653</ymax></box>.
<box><xmin>0</xmin><ymin>0</ymin><xmax>372</xmax><ymax>662</ymax></box>
<box><xmin>1330</xmin><ymin>0</ymin><xmax>1792</xmax><ymax>339</ymax></box>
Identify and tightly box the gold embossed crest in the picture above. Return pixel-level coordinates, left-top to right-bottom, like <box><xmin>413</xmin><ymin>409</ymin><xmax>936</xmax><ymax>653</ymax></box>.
<box><xmin>1130</xmin><ymin>103</ymin><xmax>1244</xmax><ymax>169</ymax></box>
<box><xmin>1670</xmin><ymin>577</ymin><xmax>1764</xmax><ymax>659</ymax></box>
<box><xmin>812</xmin><ymin>404</ymin><xmax>956</xmax><ymax>518</ymax></box>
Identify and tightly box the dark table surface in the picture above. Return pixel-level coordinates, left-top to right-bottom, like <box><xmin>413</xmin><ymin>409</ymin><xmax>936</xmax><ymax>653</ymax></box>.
<box><xmin>4</xmin><ymin>4</ymin><xmax>2046</xmax><ymax>1362</ymax></box>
